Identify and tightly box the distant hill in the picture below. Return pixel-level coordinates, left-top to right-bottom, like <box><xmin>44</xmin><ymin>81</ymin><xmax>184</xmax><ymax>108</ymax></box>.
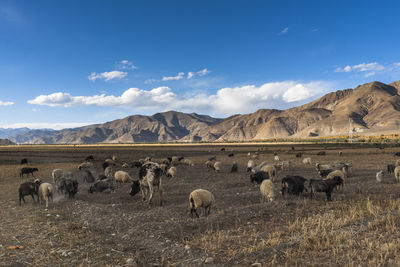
<box><xmin>0</xmin><ymin>128</ymin><xmax>31</xmax><ymax>139</ymax></box>
<box><xmin>8</xmin><ymin>80</ymin><xmax>400</xmax><ymax>144</ymax></box>
<box><xmin>0</xmin><ymin>139</ymin><xmax>16</xmax><ymax>145</ymax></box>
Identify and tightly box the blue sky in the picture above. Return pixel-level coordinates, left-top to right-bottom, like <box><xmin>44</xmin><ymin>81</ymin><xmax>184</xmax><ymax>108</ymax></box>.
<box><xmin>1</xmin><ymin>0</ymin><xmax>400</xmax><ymax>129</ymax></box>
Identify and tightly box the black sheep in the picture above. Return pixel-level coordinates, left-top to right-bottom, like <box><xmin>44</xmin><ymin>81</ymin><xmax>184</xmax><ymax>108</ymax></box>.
<box><xmin>89</xmin><ymin>179</ymin><xmax>115</xmax><ymax>193</ymax></box>
<box><xmin>85</xmin><ymin>155</ymin><xmax>94</xmax><ymax>161</ymax></box>
<box><xmin>309</xmin><ymin>176</ymin><xmax>343</xmax><ymax>201</ymax></box>
<box><xmin>230</xmin><ymin>161</ymin><xmax>238</xmax><ymax>173</ymax></box>
<box><xmin>82</xmin><ymin>170</ymin><xmax>95</xmax><ymax>183</ymax></box>
<box><xmin>208</xmin><ymin>156</ymin><xmax>217</xmax><ymax>161</ymax></box>
<box><xmin>20</xmin><ymin>158</ymin><xmax>28</xmax><ymax>165</ymax></box>
<box><xmin>317</xmin><ymin>151</ymin><xmax>326</xmax><ymax>156</ymax></box>
<box><xmin>18</xmin><ymin>180</ymin><xmax>41</xmax><ymax>206</ymax></box>
<box><xmin>295</xmin><ymin>153</ymin><xmax>303</xmax><ymax>158</ymax></box>
<box><xmin>250</xmin><ymin>171</ymin><xmax>269</xmax><ymax>184</ymax></box>
<box><xmin>387</xmin><ymin>164</ymin><xmax>396</xmax><ymax>174</ymax></box>
<box><xmin>20</xmin><ymin>167</ymin><xmax>39</xmax><ymax>178</ymax></box>
<box><xmin>395</xmin><ymin>152</ymin><xmax>400</xmax><ymax>157</ymax></box>
<box><xmin>228</xmin><ymin>153</ymin><xmax>234</xmax><ymax>157</ymax></box>
<box><xmin>318</xmin><ymin>169</ymin><xmax>334</xmax><ymax>178</ymax></box>
<box><xmin>281</xmin><ymin>175</ymin><xmax>308</xmax><ymax>196</ymax></box>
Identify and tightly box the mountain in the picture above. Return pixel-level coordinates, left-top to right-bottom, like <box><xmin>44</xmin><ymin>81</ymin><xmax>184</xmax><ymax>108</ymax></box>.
<box><xmin>0</xmin><ymin>128</ymin><xmax>31</xmax><ymax>139</ymax></box>
<box><xmin>0</xmin><ymin>139</ymin><xmax>16</xmax><ymax>145</ymax></box>
<box><xmin>9</xmin><ymin>80</ymin><xmax>400</xmax><ymax>144</ymax></box>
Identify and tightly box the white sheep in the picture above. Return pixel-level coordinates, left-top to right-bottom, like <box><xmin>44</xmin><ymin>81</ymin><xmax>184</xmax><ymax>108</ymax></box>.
<box><xmin>260</xmin><ymin>179</ymin><xmax>274</xmax><ymax>202</ymax></box>
<box><xmin>213</xmin><ymin>161</ymin><xmax>222</xmax><ymax>172</ymax></box>
<box><xmin>376</xmin><ymin>170</ymin><xmax>383</xmax><ymax>183</ymax></box>
<box><xmin>38</xmin><ymin>182</ymin><xmax>54</xmax><ymax>208</ymax></box>
<box><xmin>279</xmin><ymin>161</ymin><xmax>291</xmax><ymax>170</ymax></box>
<box><xmin>52</xmin><ymin>168</ymin><xmax>63</xmax><ymax>182</ymax></box>
<box><xmin>260</xmin><ymin>165</ymin><xmax>276</xmax><ymax>181</ymax></box>
<box><xmin>166</xmin><ymin>166</ymin><xmax>177</xmax><ymax>178</ymax></box>
<box><xmin>302</xmin><ymin>157</ymin><xmax>312</xmax><ymax>165</ymax></box>
<box><xmin>111</xmin><ymin>155</ymin><xmax>118</xmax><ymax>162</ymax></box>
<box><xmin>78</xmin><ymin>161</ymin><xmax>93</xmax><ymax>170</ymax></box>
<box><xmin>105</xmin><ymin>158</ymin><xmax>116</xmax><ymax>166</ymax></box>
<box><xmin>395</xmin><ymin>167</ymin><xmax>400</xmax><ymax>183</ymax></box>
<box><xmin>274</xmin><ymin>155</ymin><xmax>280</xmax><ymax>161</ymax></box>
<box><xmin>183</xmin><ymin>159</ymin><xmax>194</xmax><ymax>166</ymax></box>
<box><xmin>396</xmin><ymin>159</ymin><xmax>400</xmax><ymax>167</ymax></box>
<box><xmin>247</xmin><ymin>160</ymin><xmax>256</xmax><ymax>172</ymax></box>
<box><xmin>114</xmin><ymin>170</ymin><xmax>132</xmax><ymax>183</ymax></box>
<box><xmin>189</xmin><ymin>189</ymin><xmax>215</xmax><ymax>218</ymax></box>
<box><xmin>122</xmin><ymin>163</ymin><xmax>130</xmax><ymax>168</ymax></box>
<box><xmin>104</xmin><ymin>166</ymin><xmax>114</xmax><ymax>178</ymax></box>
<box><xmin>315</xmin><ymin>163</ymin><xmax>332</xmax><ymax>171</ymax></box>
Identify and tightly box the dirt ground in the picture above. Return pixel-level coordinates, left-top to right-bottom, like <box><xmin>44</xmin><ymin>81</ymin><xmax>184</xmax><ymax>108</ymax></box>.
<box><xmin>1</xmin><ymin>143</ymin><xmax>400</xmax><ymax>266</ymax></box>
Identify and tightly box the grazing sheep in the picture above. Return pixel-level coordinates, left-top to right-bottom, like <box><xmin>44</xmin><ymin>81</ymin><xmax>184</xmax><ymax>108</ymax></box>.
<box><xmin>317</xmin><ymin>151</ymin><xmax>326</xmax><ymax>156</ymax></box>
<box><xmin>230</xmin><ymin>161</ymin><xmax>238</xmax><ymax>173</ymax></box>
<box><xmin>250</xmin><ymin>154</ymin><xmax>259</xmax><ymax>160</ymax></box>
<box><xmin>315</xmin><ymin>163</ymin><xmax>332</xmax><ymax>171</ymax></box>
<box><xmin>296</xmin><ymin>152</ymin><xmax>303</xmax><ymax>158</ymax></box>
<box><xmin>274</xmin><ymin>155</ymin><xmax>280</xmax><ymax>161</ymax></box>
<box><xmin>220</xmin><ymin>147</ymin><xmax>225</xmax><ymax>151</ymax></box>
<box><xmin>228</xmin><ymin>153</ymin><xmax>234</xmax><ymax>157</ymax></box>
<box><xmin>166</xmin><ymin>166</ymin><xmax>177</xmax><ymax>178</ymax></box>
<box><xmin>97</xmin><ymin>174</ymin><xmax>108</xmax><ymax>181</ymax></box>
<box><xmin>131</xmin><ymin>161</ymin><xmax>142</xmax><ymax>168</ymax></box>
<box><xmin>396</xmin><ymin>159</ymin><xmax>400</xmax><ymax>167</ymax></box>
<box><xmin>38</xmin><ymin>183</ymin><xmax>54</xmax><ymax>208</ymax></box>
<box><xmin>395</xmin><ymin>152</ymin><xmax>400</xmax><ymax>157</ymax></box>
<box><xmin>20</xmin><ymin>167</ymin><xmax>39</xmax><ymax>178</ymax></box>
<box><xmin>339</xmin><ymin>151</ymin><xmax>343</xmax><ymax>156</ymax></box>
<box><xmin>250</xmin><ymin>171</ymin><xmax>269</xmax><ymax>184</ymax></box>
<box><xmin>281</xmin><ymin>175</ymin><xmax>308</xmax><ymax>196</ymax></box>
<box><xmin>114</xmin><ymin>170</ymin><xmax>132</xmax><ymax>183</ymax></box>
<box><xmin>104</xmin><ymin>166</ymin><xmax>114</xmax><ymax>178</ymax></box>
<box><xmin>20</xmin><ymin>158</ymin><xmax>28</xmax><ymax>165</ymax></box>
<box><xmin>183</xmin><ymin>159</ymin><xmax>194</xmax><ymax>166</ymax></box>
<box><xmin>111</xmin><ymin>155</ymin><xmax>118</xmax><ymax>162</ymax></box>
<box><xmin>160</xmin><ymin>163</ymin><xmax>169</xmax><ymax>175</ymax></box>
<box><xmin>189</xmin><ymin>189</ymin><xmax>215</xmax><ymax>218</ymax></box>
<box><xmin>130</xmin><ymin>162</ymin><xmax>164</xmax><ymax>206</ymax></box>
<box><xmin>395</xmin><ymin>167</ymin><xmax>400</xmax><ymax>183</ymax></box>
<box><xmin>85</xmin><ymin>155</ymin><xmax>94</xmax><ymax>161</ymax></box>
<box><xmin>208</xmin><ymin>156</ymin><xmax>217</xmax><ymax>161</ymax></box>
<box><xmin>122</xmin><ymin>163</ymin><xmax>130</xmax><ymax>168</ymax></box>
<box><xmin>104</xmin><ymin>158</ymin><xmax>116</xmax><ymax>166</ymax></box>
<box><xmin>78</xmin><ymin>161</ymin><xmax>93</xmax><ymax>170</ymax></box>
<box><xmin>52</xmin><ymin>169</ymin><xmax>63</xmax><ymax>182</ymax></box>
<box><xmin>171</xmin><ymin>156</ymin><xmax>179</xmax><ymax>162</ymax></box>
<box><xmin>145</xmin><ymin>156</ymin><xmax>152</xmax><ymax>162</ymax></box>
<box><xmin>205</xmin><ymin>160</ymin><xmax>214</xmax><ymax>170</ymax></box>
<box><xmin>376</xmin><ymin>170</ymin><xmax>383</xmax><ymax>183</ymax></box>
<box><xmin>309</xmin><ymin>176</ymin><xmax>343</xmax><ymax>201</ymax></box>
<box><xmin>318</xmin><ymin>169</ymin><xmax>334</xmax><ymax>178</ymax></box>
<box><xmin>247</xmin><ymin>160</ymin><xmax>256</xmax><ymax>172</ymax></box>
<box><xmin>56</xmin><ymin>173</ymin><xmax>78</xmax><ymax>198</ymax></box>
<box><xmin>387</xmin><ymin>164</ymin><xmax>396</xmax><ymax>174</ymax></box>
<box><xmin>213</xmin><ymin>161</ymin><xmax>222</xmax><ymax>172</ymax></box>
<box><xmin>302</xmin><ymin>157</ymin><xmax>312</xmax><ymax>165</ymax></box>
<box><xmin>260</xmin><ymin>179</ymin><xmax>274</xmax><ymax>202</ymax></box>
<box><xmin>326</xmin><ymin>169</ymin><xmax>346</xmax><ymax>180</ymax></box>
<box><xmin>19</xmin><ymin>180</ymin><xmax>41</xmax><ymax>206</ymax></box>
<box><xmin>280</xmin><ymin>161</ymin><xmax>291</xmax><ymax>170</ymax></box>
<box><xmin>88</xmin><ymin>179</ymin><xmax>115</xmax><ymax>193</ymax></box>
<box><xmin>82</xmin><ymin>170</ymin><xmax>95</xmax><ymax>183</ymax></box>
<box><xmin>260</xmin><ymin>165</ymin><xmax>276</xmax><ymax>181</ymax></box>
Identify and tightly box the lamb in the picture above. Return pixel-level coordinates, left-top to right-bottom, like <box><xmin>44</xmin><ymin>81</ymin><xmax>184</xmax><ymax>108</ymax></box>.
<box><xmin>20</xmin><ymin>158</ymin><xmax>28</xmax><ymax>165</ymax></box>
<box><xmin>19</xmin><ymin>180</ymin><xmax>41</xmax><ymax>206</ymax></box>
<box><xmin>78</xmin><ymin>161</ymin><xmax>93</xmax><ymax>170</ymax></box>
<box><xmin>166</xmin><ymin>166</ymin><xmax>177</xmax><ymax>178</ymax></box>
<box><xmin>309</xmin><ymin>176</ymin><xmax>343</xmax><ymax>201</ymax></box>
<box><xmin>387</xmin><ymin>164</ymin><xmax>396</xmax><ymax>174</ymax></box>
<box><xmin>38</xmin><ymin>182</ymin><xmax>54</xmax><ymax>208</ymax></box>
<box><xmin>247</xmin><ymin>160</ymin><xmax>256</xmax><ymax>172</ymax></box>
<box><xmin>130</xmin><ymin>162</ymin><xmax>164</xmax><ymax>206</ymax></box>
<box><xmin>274</xmin><ymin>155</ymin><xmax>280</xmax><ymax>161</ymax></box>
<box><xmin>114</xmin><ymin>170</ymin><xmax>132</xmax><ymax>183</ymax></box>
<box><xmin>88</xmin><ymin>179</ymin><xmax>115</xmax><ymax>193</ymax></box>
<box><xmin>250</xmin><ymin>171</ymin><xmax>269</xmax><ymax>184</ymax></box>
<box><xmin>281</xmin><ymin>175</ymin><xmax>308</xmax><ymax>196</ymax></box>
<box><xmin>395</xmin><ymin>166</ymin><xmax>400</xmax><ymax>183</ymax></box>
<box><xmin>260</xmin><ymin>165</ymin><xmax>276</xmax><ymax>181</ymax></box>
<box><xmin>376</xmin><ymin>170</ymin><xmax>383</xmax><ymax>183</ymax></box>
<box><xmin>189</xmin><ymin>189</ymin><xmax>215</xmax><ymax>218</ymax></box>
<box><xmin>52</xmin><ymin>168</ymin><xmax>63</xmax><ymax>182</ymax></box>
<box><xmin>302</xmin><ymin>157</ymin><xmax>312</xmax><ymax>165</ymax></box>
<box><xmin>230</xmin><ymin>161</ymin><xmax>238</xmax><ymax>173</ymax></box>
<box><xmin>82</xmin><ymin>169</ymin><xmax>95</xmax><ymax>183</ymax></box>
<box><xmin>213</xmin><ymin>161</ymin><xmax>222</xmax><ymax>172</ymax></box>
<box><xmin>260</xmin><ymin>179</ymin><xmax>274</xmax><ymax>202</ymax></box>
<box><xmin>19</xmin><ymin>167</ymin><xmax>39</xmax><ymax>178</ymax></box>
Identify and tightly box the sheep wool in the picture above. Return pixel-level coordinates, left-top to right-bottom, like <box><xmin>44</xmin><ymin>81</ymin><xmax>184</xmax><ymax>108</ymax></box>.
<box><xmin>166</xmin><ymin>166</ymin><xmax>177</xmax><ymax>178</ymax></box>
<box><xmin>52</xmin><ymin>169</ymin><xmax>63</xmax><ymax>182</ymax></box>
<box><xmin>189</xmin><ymin>189</ymin><xmax>215</xmax><ymax>218</ymax></box>
<box><xmin>302</xmin><ymin>157</ymin><xmax>312</xmax><ymax>165</ymax></box>
<box><xmin>214</xmin><ymin>161</ymin><xmax>222</xmax><ymax>172</ymax></box>
<box><xmin>114</xmin><ymin>170</ymin><xmax>132</xmax><ymax>183</ymax></box>
<box><xmin>376</xmin><ymin>170</ymin><xmax>383</xmax><ymax>183</ymax></box>
<box><xmin>38</xmin><ymin>183</ymin><xmax>54</xmax><ymax>208</ymax></box>
<box><xmin>260</xmin><ymin>179</ymin><xmax>274</xmax><ymax>202</ymax></box>
<box><xmin>260</xmin><ymin>165</ymin><xmax>276</xmax><ymax>181</ymax></box>
<box><xmin>395</xmin><ymin>167</ymin><xmax>400</xmax><ymax>183</ymax></box>
<box><xmin>396</xmin><ymin>159</ymin><xmax>400</xmax><ymax>167</ymax></box>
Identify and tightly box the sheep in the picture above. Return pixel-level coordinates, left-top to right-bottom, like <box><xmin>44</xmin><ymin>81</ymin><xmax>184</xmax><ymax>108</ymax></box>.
<box><xmin>260</xmin><ymin>179</ymin><xmax>274</xmax><ymax>202</ymax></box>
<box><xmin>19</xmin><ymin>167</ymin><xmax>39</xmax><ymax>178</ymax></box>
<box><xmin>160</xmin><ymin>163</ymin><xmax>169</xmax><ymax>175</ymax></box>
<box><xmin>19</xmin><ymin>180</ymin><xmax>41</xmax><ymax>206</ymax></box>
<box><xmin>56</xmin><ymin>172</ymin><xmax>78</xmax><ymax>198</ymax></box>
<box><xmin>315</xmin><ymin>163</ymin><xmax>332</xmax><ymax>171</ymax></box>
<box><xmin>130</xmin><ymin>162</ymin><xmax>164</xmax><ymax>206</ymax></box>
<box><xmin>280</xmin><ymin>161</ymin><xmax>291</xmax><ymax>170</ymax></box>
<box><xmin>250</xmin><ymin>171</ymin><xmax>269</xmax><ymax>184</ymax></box>
<box><xmin>208</xmin><ymin>156</ymin><xmax>217</xmax><ymax>161</ymax></box>
<box><xmin>230</xmin><ymin>161</ymin><xmax>238</xmax><ymax>173</ymax></box>
<box><xmin>302</xmin><ymin>157</ymin><xmax>312</xmax><ymax>165</ymax></box>
<box><xmin>228</xmin><ymin>153</ymin><xmax>234</xmax><ymax>157</ymax></box>
<box><xmin>166</xmin><ymin>166</ymin><xmax>177</xmax><ymax>178</ymax></box>
<box><xmin>394</xmin><ymin>152</ymin><xmax>400</xmax><ymax>157</ymax></box>
<box><xmin>88</xmin><ymin>179</ymin><xmax>115</xmax><ymax>193</ymax></box>
<box><xmin>114</xmin><ymin>170</ymin><xmax>132</xmax><ymax>183</ymax></box>
<box><xmin>20</xmin><ymin>158</ymin><xmax>28</xmax><ymax>165</ymax></box>
<box><xmin>205</xmin><ymin>160</ymin><xmax>214</xmax><ymax>170</ymax></box>
<box><xmin>318</xmin><ymin>169</ymin><xmax>334</xmax><ymax>178</ymax></box>
<box><xmin>189</xmin><ymin>189</ymin><xmax>215</xmax><ymax>218</ymax></box>
<box><xmin>38</xmin><ymin>183</ymin><xmax>54</xmax><ymax>208</ymax></box>
<box><xmin>260</xmin><ymin>165</ymin><xmax>276</xmax><ymax>181</ymax></box>
<box><xmin>104</xmin><ymin>166</ymin><xmax>114</xmax><ymax>178</ymax></box>
<box><xmin>111</xmin><ymin>155</ymin><xmax>118</xmax><ymax>162</ymax></box>
<box><xmin>97</xmin><ymin>174</ymin><xmax>108</xmax><ymax>181</ymax></box>
<box><xmin>387</xmin><ymin>164</ymin><xmax>396</xmax><ymax>174</ymax></box>
<box><xmin>325</xmin><ymin>169</ymin><xmax>346</xmax><ymax>189</ymax></box>
<box><xmin>52</xmin><ymin>168</ymin><xmax>63</xmax><ymax>182</ymax></box>
<box><xmin>104</xmin><ymin>158</ymin><xmax>116</xmax><ymax>166</ymax></box>
<box><xmin>247</xmin><ymin>160</ymin><xmax>256</xmax><ymax>172</ymax></box>
<box><xmin>376</xmin><ymin>170</ymin><xmax>383</xmax><ymax>183</ymax></box>
<box><xmin>220</xmin><ymin>147</ymin><xmax>225</xmax><ymax>151</ymax></box>
<box><xmin>396</xmin><ymin>159</ymin><xmax>400</xmax><ymax>167</ymax></box>
<box><xmin>309</xmin><ymin>176</ymin><xmax>343</xmax><ymax>201</ymax></box>
<box><xmin>339</xmin><ymin>151</ymin><xmax>343</xmax><ymax>156</ymax></box>
<box><xmin>274</xmin><ymin>155</ymin><xmax>280</xmax><ymax>161</ymax></box>
<box><xmin>183</xmin><ymin>159</ymin><xmax>194</xmax><ymax>166</ymax></box>
<box><xmin>296</xmin><ymin>152</ymin><xmax>303</xmax><ymax>158</ymax></box>
<box><xmin>85</xmin><ymin>155</ymin><xmax>94</xmax><ymax>161</ymax></box>
<box><xmin>122</xmin><ymin>163</ymin><xmax>130</xmax><ymax>168</ymax></box>
<box><xmin>317</xmin><ymin>151</ymin><xmax>326</xmax><ymax>156</ymax></box>
<box><xmin>213</xmin><ymin>161</ymin><xmax>222</xmax><ymax>172</ymax></box>
<box><xmin>131</xmin><ymin>161</ymin><xmax>142</xmax><ymax>168</ymax></box>
<box><xmin>78</xmin><ymin>162</ymin><xmax>93</xmax><ymax>170</ymax></box>
<box><xmin>82</xmin><ymin>169</ymin><xmax>95</xmax><ymax>183</ymax></box>
<box><xmin>395</xmin><ymin>167</ymin><xmax>400</xmax><ymax>183</ymax></box>
<box><xmin>281</xmin><ymin>175</ymin><xmax>308</xmax><ymax>196</ymax></box>
<box><xmin>145</xmin><ymin>156</ymin><xmax>152</xmax><ymax>162</ymax></box>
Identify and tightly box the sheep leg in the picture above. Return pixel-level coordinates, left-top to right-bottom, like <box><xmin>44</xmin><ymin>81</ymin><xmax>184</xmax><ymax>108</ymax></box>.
<box><xmin>148</xmin><ymin>183</ymin><xmax>154</xmax><ymax>204</ymax></box>
<box><xmin>31</xmin><ymin>193</ymin><xmax>35</xmax><ymax>203</ymax></box>
<box><xmin>140</xmin><ymin>184</ymin><xmax>146</xmax><ymax>201</ymax></box>
<box><xmin>326</xmin><ymin>191</ymin><xmax>332</xmax><ymax>201</ymax></box>
<box><xmin>158</xmin><ymin>179</ymin><xmax>163</xmax><ymax>206</ymax></box>
<box><xmin>45</xmin><ymin>196</ymin><xmax>48</xmax><ymax>208</ymax></box>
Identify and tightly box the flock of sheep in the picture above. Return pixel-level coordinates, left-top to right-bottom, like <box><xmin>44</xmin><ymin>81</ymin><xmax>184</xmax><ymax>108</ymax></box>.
<box><xmin>16</xmin><ymin>149</ymin><xmax>400</xmax><ymax>218</ymax></box>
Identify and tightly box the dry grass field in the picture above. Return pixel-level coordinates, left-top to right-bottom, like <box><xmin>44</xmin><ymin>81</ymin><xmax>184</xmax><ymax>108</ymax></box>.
<box><xmin>1</xmin><ymin>143</ymin><xmax>400</xmax><ymax>266</ymax></box>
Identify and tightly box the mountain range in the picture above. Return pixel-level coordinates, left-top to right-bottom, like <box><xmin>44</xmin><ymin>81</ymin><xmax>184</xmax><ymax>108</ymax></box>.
<box><xmin>5</xmin><ymin>80</ymin><xmax>400</xmax><ymax>144</ymax></box>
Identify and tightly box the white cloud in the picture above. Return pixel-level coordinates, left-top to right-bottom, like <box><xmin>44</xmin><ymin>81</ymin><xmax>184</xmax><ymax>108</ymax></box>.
<box><xmin>162</xmin><ymin>72</ymin><xmax>185</xmax><ymax>81</ymax></box>
<box><xmin>335</xmin><ymin>62</ymin><xmax>385</xmax><ymax>77</ymax></box>
<box><xmin>279</xmin><ymin>27</ymin><xmax>288</xmax><ymax>35</ymax></box>
<box><xmin>88</xmin><ymin>71</ymin><xmax>127</xmax><ymax>82</ymax></box>
<box><xmin>0</xmin><ymin>100</ymin><xmax>14</xmax><ymax>106</ymax></box>
<box><xmin>0</xmin><ymin>122</ymin><xmax>93</xmax><ymax>130</ymax></box>
<box><xmin>27</xmin><ymin>81</ymin><xmax>331</xmax><ymax>116</ymax></box>
<box><xmin>196</xmin><ymin>68</ymin><xmax>210</xmax><ymax>76</ymax></box>
<box><xmin>187</xmin><ymin>72</ymin><xmax>194</xmax><ymax>79</ymax></box>
<box><xmin>117</xmin><ymin>60</ymin><xmax>138</xmax><ymax>70</ymax></box>
<box><xmin>144</xmin><ymin>78</ymin><xmax>158</xmax><ymax>84</ymax></box>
